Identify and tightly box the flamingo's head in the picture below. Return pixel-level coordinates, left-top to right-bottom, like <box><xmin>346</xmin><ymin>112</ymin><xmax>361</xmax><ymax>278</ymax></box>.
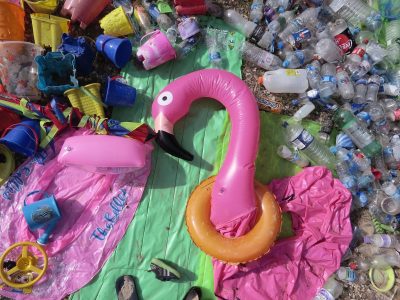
<box><xmin>152</xmin><ymin>81</ymin><xmax>194</xmax><ymax>161</ymax></box>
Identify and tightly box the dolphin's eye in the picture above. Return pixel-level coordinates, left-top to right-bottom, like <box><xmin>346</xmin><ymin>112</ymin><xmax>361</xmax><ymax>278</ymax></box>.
<box><xmin>157</xmin><ymin>91</ymin><xmax>173</xmax><ymax>106</ymax></box>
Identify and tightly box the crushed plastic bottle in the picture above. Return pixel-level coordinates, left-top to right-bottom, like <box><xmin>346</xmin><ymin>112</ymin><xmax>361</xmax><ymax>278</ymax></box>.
<box><xmin>276</xmin><ymin>145</ymin><xmax>310</xmax><ymax>168</ymax></box>
<box><xmin>250</xmin><ymin>0</ymin><xmax>264</xmax><ymax>23</ymax></box>
<box><xmin>242</xmin><ymin>42</ymin><xmax>282</xmax><ymax>71</ymax></box>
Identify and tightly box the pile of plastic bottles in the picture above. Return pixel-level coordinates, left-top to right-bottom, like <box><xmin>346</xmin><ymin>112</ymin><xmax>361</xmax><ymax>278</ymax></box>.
<box><xmin>226</xmin><ymin>0</ymin><xmax>400</xmax><ymax>298</ymax></box>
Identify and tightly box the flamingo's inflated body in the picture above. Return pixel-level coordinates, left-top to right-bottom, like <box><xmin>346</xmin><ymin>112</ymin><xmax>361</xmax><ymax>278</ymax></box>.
<box><xmin>152</xmin><ymin>69</ymin><xmax>281</xmax><ymax>263</ymax></box>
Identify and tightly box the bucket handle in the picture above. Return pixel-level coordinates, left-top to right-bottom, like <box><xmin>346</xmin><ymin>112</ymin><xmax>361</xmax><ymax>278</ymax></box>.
<box><xmin>1</xmin><ymin>123</ymin><xmax>39</xmax><ymax>156</ymax></box>
<box><xmin>24</xmin><ymin>190</ymin><xmax>51</xmax><ymax>207</ymax></box>
<box><xmin>139</xmin><ymin>30</ymin><xmax>160</xmax><ymax>46</ymax></box>
<box><xmin>80</xmin><ymin>86</ymin><xmax>108</xmax><ymax>108</ymax></box>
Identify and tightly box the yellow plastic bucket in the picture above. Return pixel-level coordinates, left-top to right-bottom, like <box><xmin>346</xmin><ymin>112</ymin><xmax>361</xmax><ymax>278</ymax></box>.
<box><xmin>25</xmin><ymin>0</ymin><xmax>58</xmax><ymax>14</ymax></box>
<box><xmin>31</xmin><ymin>13</ymin><xmax>70</xmax><ymax>51</ymax></box>
<box><xmin>99</xmin><ymin>6</ymin><xmax>135</xmax><ymax>37</ymax></box>
<box><xmin>0</xmin><ymin>1</ymin><xmax>25</xmax><ymax>41</ymax></box>
<box><xmin>64</xmin><ymin>83</ymin><xmax>105</xmax><ymax>117</ymax></box>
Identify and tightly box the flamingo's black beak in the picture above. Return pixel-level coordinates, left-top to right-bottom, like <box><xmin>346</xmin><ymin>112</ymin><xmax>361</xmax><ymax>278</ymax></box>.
<box><xmin>156</xmin><ymin>131</ymin><xmax>194</xmax><ymax>161</ymax></box>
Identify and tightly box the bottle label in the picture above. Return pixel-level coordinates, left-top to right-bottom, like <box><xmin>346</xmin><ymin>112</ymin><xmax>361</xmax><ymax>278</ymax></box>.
<box><xmin>315</xmin><ymin>289</ymin><xmax>335</xmax><ymax>300</ymax></box>
<box><xmin>352</xmin><ymin>46</ymin><xmax>366</xmax><ymax>58</ymax></box>
<box><xmin>209</xmin><ymin>52</ymin><xmax>221</xmax><ymax>61</ymax></box>
<box><xmin>338</xmin><ymin>75</ymin><xmax>350</xmax><ymax>85</ymax></box>
<box><xmin>306</xmin><ymin>65</ymin><xmax>316</xmax><ymax>72</ymax></box>
<box><xmin>344</xmin><ymin>268</ymin><xmax>357</xmax><ymax>282</ymax></box>
<box><xmin>380</xmin><ymin>234</ymin><xmax>392</xmax><ymax>247</ymax></box>
<box><xmin>249</xmin><ymin>25</ymin><xmax>265</xmax><ymax>44</ymax></box>
<box><xmin>321</xmin><ymin>75</ymin><xmax>337</xmax><ymax>84</ymax></box>
<box><xmin>291</xmin><ymin>28</ymin><xmax>312</xmax><ymax>43</ymax></box>
<box><xmin>291</xmin><ymin>129</ymin><xmax>314</xmax><ymax>150</ymax></box>
<box><xmin>285</xmin><ymin>69</ymin><xmax>301</xmax><ymax>77</ymax></box>
<box><xmin>333</xmin><ymin>28</ymin><xmax>355</xmax><ymax>54</ymax></box>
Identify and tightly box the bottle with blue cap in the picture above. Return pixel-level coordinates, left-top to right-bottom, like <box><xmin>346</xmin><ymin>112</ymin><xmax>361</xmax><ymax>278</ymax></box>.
<box><xmin>282</xmin><ymin>48</ymin><xmax>314</xmax><ymax>68</ymax></box>
<box><xmin>306</xmin><ymin>60</ymin><xmax>321</xmax><ymax>90</ymax></box>
<box><xmin>353</xmin><ymin>78</ymin><xmax>368</xmax><ymax>104</ymax></box>
<box><xmin>319</xmin><ymin>63</ymin><xmax>337</xmax><ymax>99</ymax></box>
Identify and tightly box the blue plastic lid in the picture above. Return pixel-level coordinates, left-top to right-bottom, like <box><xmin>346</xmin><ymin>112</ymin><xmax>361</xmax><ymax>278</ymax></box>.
<box><xmin>282</xmin><ymin>60</ymin><xmax>289</xmax><ymax>68</ymax></box>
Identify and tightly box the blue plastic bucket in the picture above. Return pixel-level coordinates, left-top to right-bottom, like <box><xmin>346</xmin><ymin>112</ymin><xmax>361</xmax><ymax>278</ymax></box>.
<box><xmin>105</xmin><ymin>77</ymin><xmax>136</xmax><ymax>106</ymax></box>
<box><xmin>0</xmin><ymin>119</ymin><xmax>40</xmax><ymax>156</ymax></box>
<box><xmin>95</xmin><ymin>34</ymin><xmax>132</xmax><ymax>68</ymax></box>
<box><xmin>59</xmin><ymin>33</ymin><xmax>96</xmax><ymax>76</ymax></box>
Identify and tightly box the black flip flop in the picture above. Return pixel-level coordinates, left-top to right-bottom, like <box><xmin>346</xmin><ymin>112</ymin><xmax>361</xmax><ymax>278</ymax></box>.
<box><xmin>115</xmin><ymin>275</ymin><xmax>138</xmax><ymax>300</ymax></box>
<box><xmin>183</xmin><ymin>286</ymin><xmax>202</xmax><ymax>300</ymax></box>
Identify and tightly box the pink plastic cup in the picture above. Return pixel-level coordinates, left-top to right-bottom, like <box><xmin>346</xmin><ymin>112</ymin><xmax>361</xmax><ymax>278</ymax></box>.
<box><xmin>136</xmin><ymin>30</ymin><xmax>176</xmax><ymax>70</ymax></box>
<box><xmin>61</xmin><ymin>0</ymin><xmax>111</xmax><ymax>29</ymax></box>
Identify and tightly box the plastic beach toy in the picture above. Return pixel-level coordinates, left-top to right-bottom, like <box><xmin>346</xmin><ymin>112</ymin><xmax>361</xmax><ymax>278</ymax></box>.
<box><xmin>136</xmin><ymin>30</ymin><xmax>176</xmax><ymax>70</ymax></box>
<box><xmin>23</xmin><ymin>191</ymin><xmax>62</xmax><ymax>245</ymax></box>
<box><xmin>0</xmin><ymin>1</ymin><xmax>25</xmax><ymax>41</ymax></box>
<box><xmin>369</xmin><ymin>267</ymin><xmax>395</xmax><ymax>292</ymax></box>
<box><xmin>58</xmin><ymin>135</ymin><xmax>148</xmax><ymax>174</ymax></box>
<box><xmin>0</xmin><ymin>144</ymin><xmax>15</xmax><ymax>186</ymax></box>
<box><xmin>100</xmin><ymin>6</ymin><xmax>135</xmax><ymax>37</ymax></box>
<box><xmin>0</xmin><ymin>107</ymin><xmax>20</xmax><ymax>135</ymax></box>
<box><xmin>61</xmin><ymin>0</ymin><xmax>110</xmax><ymax>29</ymax></box>
<box><xmin>0</xmin><ymin>119</ymin><xmax>41</xmax><ymax>157</ymax></box>
<box><xmin>0</xmin><ymin>241</ymin><xmax>48</xmax><ymax>293</ymax></box>
<box><xmin>24</xmin><ymin>0</ymin><xmax>58</xmax><ymax>13</ymax></box>
<box><xmin>105</xmin><ymin>77</ymin><xmax>136</xmax><ymax>107</ymax></box>
<box><xmin>64</xmin><ymin>83</ymin><xmax>105</xmax><ymax>117</ymax></box>
<box><xmin>58</xmin><ymin>34</ymin><xmax>96</xmax><ymax>76</ymax></box>
<box><xmin>0</xmin><ymin>42</ymin><xmax>43</xmax><ymax>100</ymax></box>
<box><xmin>35</xmin><ymin>52</ymin><xmax>77</xmax><ymax>95</ymax></box>
<box><xmin>152</xmin><ymin>69</ymin><xmax>282</xmax><ymax>263</ymax></box>
<box><xmin>96</xmin><ymin>34</ymin><xmax>132</xmax><ymax>69</ymax></box>
<box><xmin>31</xmin><ymin>13</ymin><xmax>70</xmax><ymax>51</ymax></box>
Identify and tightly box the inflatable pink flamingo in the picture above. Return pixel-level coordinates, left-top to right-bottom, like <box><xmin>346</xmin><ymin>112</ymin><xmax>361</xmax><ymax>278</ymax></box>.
<box><xmin>152</xmin><ymin>69</ymin><xmax>281</xmax><ymax>263</ymax></box>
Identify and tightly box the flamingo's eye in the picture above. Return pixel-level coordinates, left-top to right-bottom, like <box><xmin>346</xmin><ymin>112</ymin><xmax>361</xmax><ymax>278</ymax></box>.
<box><xmin>157</xmin><ymin>91</ymin><xmax>173</xmax><ymax>106</ymax></box>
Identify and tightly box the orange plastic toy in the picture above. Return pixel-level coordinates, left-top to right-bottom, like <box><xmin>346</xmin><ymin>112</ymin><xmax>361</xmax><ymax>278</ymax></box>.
<box><xmin>0</xmin><ymin>1</ymin><xmax>25</xmax><ymax>41</ymax></box>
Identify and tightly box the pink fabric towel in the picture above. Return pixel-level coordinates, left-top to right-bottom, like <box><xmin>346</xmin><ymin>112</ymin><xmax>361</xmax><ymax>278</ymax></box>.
<box><xmin>213</xmin><ymin>167</ymin><xmax>353</xmax><ymax>300</ymax></box>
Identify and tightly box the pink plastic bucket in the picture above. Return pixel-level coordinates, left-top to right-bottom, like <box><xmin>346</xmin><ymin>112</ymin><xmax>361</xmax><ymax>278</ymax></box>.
<box><xmin>136</xmin><ymin>30</ymin><xmax>176</xmax><ymax>70</ymax></box>
<box><xmin>61</xmin><ymin>0</ymin><xmax>110</xmax><ymax>29</ymax></box>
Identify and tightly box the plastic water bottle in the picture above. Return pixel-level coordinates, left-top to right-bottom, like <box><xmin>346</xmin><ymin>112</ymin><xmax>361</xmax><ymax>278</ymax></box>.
<box><xmin>319</xmin><ymin>63</ymin><xmax>337</xmax><ymax>100</ymax></box>
<box><xmin>306</xmin><ymin>60</ymin><xmax>321</xmax><ymax>90</ymax></box>
<box><xmin>366</xmin><ymin>41</ymin><xmax>388</xmax><ymax>65</ymax></box>
<box><xmin>365</xmin><ymin>75</ymin><xmax>381</xmax><ymax>103</ymax></box>
<box><xmin>282</xmin><ymin>121</ymin><xmax>336</xmax><ymax>169</ymax></box>
<box><xmin>166</xmin><ymin>25</ymin><xmax>178</xmax><ymax>44</ymax></box>
<box><xmin>364</xmin><ymin>234</ymin><xmax>400</xmax><ymax>251</ymax></box>
<box><xmin>276</xmin><ymin>145</ymin><xmax>310</xmax><ymax>168</ymax></box>
<box><xmin>346</xmin><ymin>41</ymin><xmax>367</xmax><ymax>66</ymax></box>
<box><xmin>350</xmin><ymin>58</ymin><xmax>372</xmax><ymax>81</ymax></box>
<box><xmin>205</xmin><ymin>28</ymin><xmax>223</xmax><ymax>69</ymax></box>
<box><xmin>329</xmin><ymin>0</ymin><xmax>382</xmax><ymax>31</ymax></box>
<box><xmin>258</xmin><ymin>69</ymin><xmax>309</xmax><ymax>93</ymax></box>
<box><xmin>282</xmin><ymin>48</ymin><xmax>314</xmax><ymax>68</ymax></box>
<box><xmin>353</xmin><ymin>79</ymin><xmax>367</xmax><ymax>104</ymax></box>
<box><xmin>334</xmin><ymin>108</ymin><xmax>382</xmax><ymax>157</ymax></box>
<box><xmin>250</xmin><ymin>0</ymin><xmax>264</xmax><ymax>23</ymax></box>
<box><xmin>279</xmin><ymin>7</ymin><xmax>321</xmax><ymax>41</ymax></box>
<box><xmin>315</xmin><ymin>38</ymin><xmax>343</xmax><ymax>63</ymax></box>
<box><xmin>134</xmin><ymin>5</ymin><xmax>154</xmax><ymax>33</ymax></box>
<box><xmin>242</xmin><ymin>42</ymin><xmax>282</xmax><ymax>71</ymax></box>
<box><xmin>367</xmin><ymin>102</ymin><xmax>390</xmax><ymax>135</ymax></box>
<box><xmin>176</xmin><ymin>36</ymin><xmax>201</xmax><ymax>60</ymax></box>
<box><xmin>314</xmin><ymin>276</ymin><xmax>343</xmax><ymax>300</ymax></box>
<box><xmin>379</xmin><ymin>84</ymin><xmax>400</xmax><ymax>97</ymax></box>
<box><xmin>293</xmin><ymin>101</ymin><xmax>315</xmax><ymax>121</ymax></box>
<box><xmin>223</xmin><ymin>9</ymin><xmax>274</xmax><ymax>50</ymax></box>
<box><xmin>336</xmin><ymin>267</ymin><xmax>367</xmax><ymax>283</ymax></box>
<box><xmin>223</xmin><ymin>9</ymin><xmax>257</xmax><ymax>37</ymax></box>
<box><xmin>371</xmin><ymin>252</ymin><xmax>400</xmax><ymax>268</ymax></box>
<box><xmin>336</xmin><ymin>66</ymin><xmax>354</xmax><ymax>100</ymax></box>
<box><xmin>335</xmin><ymin>160</ymin><xmax>357</xmax><ymax>190</ymax></box>
<box><xmin>382</xmin><ymin>182</ymin><xmax>400</xmax><ymax>201</ymax></box>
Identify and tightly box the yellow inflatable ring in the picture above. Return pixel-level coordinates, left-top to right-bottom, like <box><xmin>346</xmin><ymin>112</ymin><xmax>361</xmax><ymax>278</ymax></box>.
<box><xmin>0</xmin><ymin>241</ymin><xmax>48</xmax><ymax>289</ymax></box>
<box><xmin>186</xmin><ymin>176</ymin><xmax>282</xmax><ymax>264</ymax></box>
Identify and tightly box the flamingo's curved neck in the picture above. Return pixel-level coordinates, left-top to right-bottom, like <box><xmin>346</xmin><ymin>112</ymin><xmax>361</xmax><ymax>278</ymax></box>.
<box><xmin>183</xmin><ymin>72</ymin><xmax>260</xmax><ymax>227</ymax></box>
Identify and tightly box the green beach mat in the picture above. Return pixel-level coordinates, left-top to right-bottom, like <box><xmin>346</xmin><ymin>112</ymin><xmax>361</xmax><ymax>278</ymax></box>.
<box><xmin>71</xmin><ymin>18</ymin><xmax>244</xmax><ymax>300</ymax></box>
<box><xmin>72</xmin><ymin>18</ymin><xmax>322</xmax><ymax>300</ymax></box>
